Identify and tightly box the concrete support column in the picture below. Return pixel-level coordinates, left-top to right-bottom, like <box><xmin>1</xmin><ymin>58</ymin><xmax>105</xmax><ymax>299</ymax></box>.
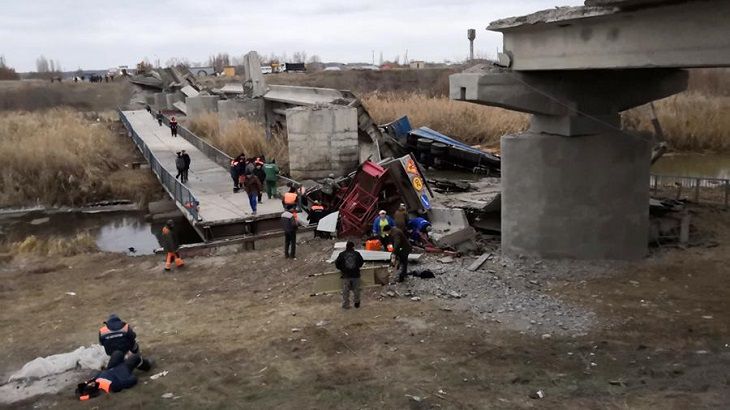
<box><xmin>501</xmin><ymin>131</ymin><xmax>651</xmax><ymax>260</ymax></box>
<box><xmin>186</xmin><ymin>95</ymin><xmax>219</xmax><ymax>120</ymax></box>
<box><xmin>286</xmin><ymin>106</ymin><xmax>359</xmax><ymax>180</ymax></box>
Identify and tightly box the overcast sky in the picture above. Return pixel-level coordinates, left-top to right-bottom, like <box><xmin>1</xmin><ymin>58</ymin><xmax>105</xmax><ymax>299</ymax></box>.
<box><xmin>1</xmin><ymin>0</ymin><xmax>583</xmax><ymax>72</ymax></box>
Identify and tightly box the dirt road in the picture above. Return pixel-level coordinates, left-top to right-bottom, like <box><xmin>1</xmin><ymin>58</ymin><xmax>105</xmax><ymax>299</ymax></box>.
<box><xmin>1</xmin><ymin>206</ymin><xmax>729</xmax><ymax>409</ymax></box>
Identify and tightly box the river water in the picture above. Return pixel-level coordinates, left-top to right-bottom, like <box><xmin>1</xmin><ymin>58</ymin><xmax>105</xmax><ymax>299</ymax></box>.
<box><xmin>0</xmin><ymin>210</ymin><xmax>199</xmax><ymax>255</ymax></box>
<box><xmin>652</xmin><ymin>153</ymin><xmax>730</xmax><ymax>179</ymax></box>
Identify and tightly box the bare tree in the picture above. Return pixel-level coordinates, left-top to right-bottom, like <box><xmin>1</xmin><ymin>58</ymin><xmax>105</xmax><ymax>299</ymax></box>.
<box><xmin>36</xmin><ymin>55</ymin><xmax>49</xmax><ymax>73</ymax></box>
<box><xmin>292</xmin><ymin>51</ymin><xmax>307</xmax><ymax>63</ymax></box>
<box><xmin>307</xmin><ymin>54</ymin><xmax>321</xmax><ymax>64</ymax></box>
<box><xmin>0</xmin><ymin>55</ymin><xmax>20</xmax><ymax>80</ymax></box>
<box><xmin>208</xmin><ymin>53</ymin><xmax>230</xmax><ymax>73</ymax></box>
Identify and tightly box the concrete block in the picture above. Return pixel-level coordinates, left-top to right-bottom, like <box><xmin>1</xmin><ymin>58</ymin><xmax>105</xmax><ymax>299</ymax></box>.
<box><xmin>501</xmin><ymin>131</ymin><xmax>650</xmax><ymax>260</ymax></box>
<box><xmin>218</xmin><ymin>99</ymin><xmax>265</xmax><ymax>132</ymax></box>
<box><xmin>186</xmin><ymin>95</ymin><xmax>219</xmax><ymax>120</ymax></box>
<box><xmin>243</xmin><ymin>51</ymin><xmax>267</xmax><ymax>97</ymax></box>
<box><xmin>165</xmin><ymin>92</ymin><xmax>184</xmax><ymax>111</ymax></box>
<box><xmin>286</xmin><ymin>105</ymin><xmax>359</xmax><ymax>180</ymax></box>
<box><xmin>153</xmin><ymin>92</ymin><xmax>168</xmax><ymax>110</ymax></box>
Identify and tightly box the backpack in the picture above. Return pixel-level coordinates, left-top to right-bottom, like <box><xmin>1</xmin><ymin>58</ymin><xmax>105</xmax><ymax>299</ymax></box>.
<box><xmin>342</xmin><ymin>251</ymin><xmax>359</xmax><ymax>271</ymax></box>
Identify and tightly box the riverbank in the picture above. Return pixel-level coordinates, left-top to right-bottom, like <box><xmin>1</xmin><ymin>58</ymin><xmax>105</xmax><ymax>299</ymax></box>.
<box><xmin>0</xmin><ymin>108</ymin><xmax>160</xmax><ymax>208</ymax></box>
<box><xmin>2</xmin><ymin>202</ymin><xmax>728</xmax><ymax>408</ymax></box>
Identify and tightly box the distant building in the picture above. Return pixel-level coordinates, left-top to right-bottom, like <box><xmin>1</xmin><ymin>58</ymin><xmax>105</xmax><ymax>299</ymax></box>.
<box><xmin>223</xmin><ymin>66</ymin><xmax>236</xmax><ymax>77</ymax></box>
<box><xmin>189</xmin><ymin>66</ymin><xmax>216</xmax><ymax>76</ymax></box>
<box><xmin>410</xmin><ymin>61</ymin><xmax>426</xmax><ymax>69</ymax></box>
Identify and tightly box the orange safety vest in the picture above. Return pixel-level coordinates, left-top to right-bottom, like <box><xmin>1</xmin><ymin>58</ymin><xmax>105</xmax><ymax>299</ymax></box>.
<box><xmin>283</xmin><ymin>192</ymin><xmax>297</xmax><ymax>205</ymax></box>
<box><xmin>99</xmin><ymin>323</ymin><xmax>129</xmax><ymax>336</ymax></box>
<box><xmin>96</xmin><ymin>377</ymin><xmax>112</xmax><ymax>393</ymax></box>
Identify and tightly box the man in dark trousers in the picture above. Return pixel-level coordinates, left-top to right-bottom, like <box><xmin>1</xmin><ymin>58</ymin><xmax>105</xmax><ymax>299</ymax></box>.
<box><xmin>175</xmin><ymin>152</ymin><xmax>186</xmax><ymax>183</ymax></box>
<box><xmin>335</xmin><ymin>241</ymin><xmax>365</xmax><ymax>309</ymax></box>
<box><xmin>156</xmin><ymin>111</ymin><xmax>164</xmax><ymax>126</ymax></box>
<box><xmin>253</xmin><ymin>160</ymin><xmax>266</xmax><ymax>203</ymax></box>
<box><xmin>384</xmin><ymin>225</ymin><xmax>411</xmax><ymax>283</ymax></box>
<box><xmin>181</xmin><ymin>150</ymin><xmax>191</xmax><ymax>183</ymax></box>
<box><xmin>75</xmin><ymin>350</ymin><xmax>152</xmax><ymax>400</ymax></box>
<box><xmin>169</xmin><ymin>116</ymin><xmax>178</xmax><ymax>137</ymax></box>
<box><xmin>281</xmin><ymin>206</ymin><xmax>305</xmax><ymax>259</ymax></box>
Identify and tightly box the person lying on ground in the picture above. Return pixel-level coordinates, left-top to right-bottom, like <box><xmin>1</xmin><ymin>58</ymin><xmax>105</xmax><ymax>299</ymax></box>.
<box><xmin>75</xmin><ymin>351</ymin><xmax>152</xmax><ymax>401</ymax></box>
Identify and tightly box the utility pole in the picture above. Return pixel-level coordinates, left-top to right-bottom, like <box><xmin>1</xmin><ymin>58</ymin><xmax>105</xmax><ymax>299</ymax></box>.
<box><xmin>372</xmin><ymin>50</ymin><xmax>375</xmax><ymax>65</ymax></box>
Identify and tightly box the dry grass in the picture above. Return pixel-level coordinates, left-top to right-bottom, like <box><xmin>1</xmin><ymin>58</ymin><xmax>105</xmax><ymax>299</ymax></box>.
<box><xmin>9</xmin><ymin>233</ymin><xmax>97</xmax><ymax>256</ymax></box>
<box><xmin>363</xmin><ymin>92</ymin><xmax>529</xmax><ymax>148</ymax></box>
<box><xmin>624</xmin><ymin>93</ymin><xmax>730</xmax><ymax>152</ymax></box>
<box><xmin>0</xmin><ymin>108</ymin><xmax>159</xmax><ymax>207</ymax></box>
<box><xmin>187</xmin><ymin>113</ymin><xmax>289</xmax><ymax>171</ymax></box>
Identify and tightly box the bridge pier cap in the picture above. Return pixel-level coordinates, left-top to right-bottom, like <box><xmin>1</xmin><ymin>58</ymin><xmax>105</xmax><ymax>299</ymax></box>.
<box><xmin>449</xmin><ymin>0</ymin><xmax>730</xmax><ymax>260</ymax></box>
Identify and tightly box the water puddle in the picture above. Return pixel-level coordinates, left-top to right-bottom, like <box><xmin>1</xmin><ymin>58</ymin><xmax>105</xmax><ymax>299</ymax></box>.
<box><xmin>0</xmin><ymin>210</ymin><xmax>200</xmax><ymax>255</ymax></box>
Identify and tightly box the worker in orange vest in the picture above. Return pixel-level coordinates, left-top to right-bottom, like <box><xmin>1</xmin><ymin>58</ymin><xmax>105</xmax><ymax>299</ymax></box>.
<box><xmin>75</xmin><ymin>350</ymin><xmax>152</xmax><ymax>400</ymax></box>
<box><xmin>160</xmin><ymin>220</ymin><xmax>184</xmax><ymax>271</ymax></box>
<box><xmin>282</xmin><ymin>184</ymin><xmax>298</xmax><ymax>209</ymax></box>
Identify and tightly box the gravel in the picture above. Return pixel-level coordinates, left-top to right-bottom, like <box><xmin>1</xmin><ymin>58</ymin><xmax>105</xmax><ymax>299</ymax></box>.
<box><xmin>395</xmin><ymin>253</ymin><xmax>624</xmax><ymax>336</ymax></box>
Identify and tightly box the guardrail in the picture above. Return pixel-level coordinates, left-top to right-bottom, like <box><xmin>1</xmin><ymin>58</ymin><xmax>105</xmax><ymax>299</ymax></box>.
<box><xmin>160</xmin><ymin>115</ymin><xmax>232</xmax><ymax>168</ymax></box>
<box><xmin>651</xmin><ymin>174</ymin><xmax>730</xmax><ymax>207</ymax></box>
<box><xmin>118</xmin><ymin>110</ymin><xmax>201</xmax><ymax>222</ymax></box>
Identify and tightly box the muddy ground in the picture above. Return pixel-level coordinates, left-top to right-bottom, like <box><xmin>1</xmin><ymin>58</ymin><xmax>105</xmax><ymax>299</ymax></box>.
<box><xmin>1</xmin><ymin>205</ymin><xmax>729</xmax><ymax>409</ymax></box>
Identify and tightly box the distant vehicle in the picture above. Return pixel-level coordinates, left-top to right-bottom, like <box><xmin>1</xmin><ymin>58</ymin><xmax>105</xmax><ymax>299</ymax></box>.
<box><xmin>261</xmin><ymin>66</ymin><xmax>273</xmax><ymax>74</ymax></box>
<box><xmin>189</xmin><ymin>66</ymin><xmax>216</xmax><ymax>76</ymax></box>
<box><xmin>284</xmin><ymin>62</ymin><xmax>306</xmax><ymax>73</ymax></box>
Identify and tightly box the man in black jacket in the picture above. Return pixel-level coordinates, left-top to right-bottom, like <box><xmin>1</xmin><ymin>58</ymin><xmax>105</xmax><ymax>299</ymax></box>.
<box><xmin>98</xmin><ymin>314</ymin><xmax>139</xmax><ymax>357</ymax></box>
<box><xmin>335</xmin><ymin>241</ymin><xmax>365</xmax><ymax>309</ymax></box>
<box><xmin>384</xmin><ymin>225</ymin><xmax>411</xmax><ymax>283</ymax></box>
<box><xmin>281</xmin><ymin>206</ymin><xmax>305</xmax><ymax>258</ymax></box>
<box><xmin>181</xmin><ymin>150</ymin><xmax>191</xmax><ymax>183</ymax></box>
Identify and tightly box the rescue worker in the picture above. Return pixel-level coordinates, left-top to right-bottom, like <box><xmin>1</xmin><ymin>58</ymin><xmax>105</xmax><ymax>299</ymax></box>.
<box><xmin>393</xmin><ymin>203</ymin><xmax>408</xmax><ymax>231</ymax></box>
<box><xmin>99</xmin><ymin>314</ymin><xmax>139</xmax><ymax>357</ymax></box>
<box><xmin>160</xmin><ymin>219</ymin><xmax>184</xmax><ymax>271</ymax></box>
<box><xmin>263</xmin><ymin>159</ymin><xmax>280</xmax><ymax>199</ymax></box>
<box><xmin>245</xmin><ymin>158</ymin><xmax>255</xmax><ymax>176</ymax></box>
<box><xmin>320</xmin><ymin>173</ymin><xmax>340</xmax><ymax>198</ymax></box>
<box><xmin>372</xmin><ymin>210</ymin><xmax>395</xmax><ymax>249</ymax></box>
<box><xmin>282</xmin><ymin>185</ymin><xmax>298</xmax><ymax>210</ymax></box>
<box><xmin>169</xmin><ymin>116</ymin><xmax>178</xmax><ymax>137</ymax></box>
<box><xmin>75</xmin><ymin>350</ymin><xmax>152</xmax><ymax>400</ymax></box>
<box><xmin>335</xmin><ymin>241</ymin><xmax>365</xmax><ymax>309</ymax></box>
<box><xmin>175</xmin><ymin>152</ymin><xmax>186</xmax><ymax>183</ymax></box>
<box><xmin>156</xmin><ymin>111</ymin><xmax>163</xmax><ymax>126</ymax></box>
<box><xmin>244</xmin><ymin>172</ymin><xmax>263</xmax><ymax>215</ymax></box>
<box><xmin>281</xmin><ymin>205</ymin><xmax>305</xmax><ymax>259</ymax></box>
<box><xmin>181</xmin><ymin>150</ymin><xmax>191</xmax><ymax>183</ymax></box>
<box><xmin>230</xmin><ymin>156</ymin><xmax>241</xmax><ymax>192</ymax></box>
<box><xmin>407</xmin><ymin>216</ymin><xmax>432</xmax><ymax>246</ymax></box>
<box><xmin>253</xmin><ymin>159</ymin><xmax>266</xmax><ymax>203</ymax></box>
<box><xmin>309</xmin><ymin>200</ymin><xmax>326</xmax><ymax>237</ymax></box>
<box><xmin>384</xmin><ymin>225</ymin><xmax>411</xmax><ymax>283</ymax></box>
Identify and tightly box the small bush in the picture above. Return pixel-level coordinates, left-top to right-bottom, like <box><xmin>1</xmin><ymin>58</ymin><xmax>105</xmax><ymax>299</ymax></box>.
<box><xmin>10</xmin><ymin>233</ymin><xmax>97</xmax><ymax>257</ymax></box>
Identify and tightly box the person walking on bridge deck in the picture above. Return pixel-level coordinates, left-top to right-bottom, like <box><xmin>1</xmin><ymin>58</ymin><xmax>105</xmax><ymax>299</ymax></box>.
<box><xmin>175</xmin><ymin>152</ymin><xmax>186</xmax><ymax>183</ymax></box>
<box><xmin>156</xmin><ymin>111</ymin><xmax>163</xmax><ymax>126</ymax></box>
<box><xmin>169</xmin><ymin>116</ymin><xmax>178</xmax><ymax>137</ymax></box>
<box><xmin>263</xmin><ymin>159</ymin><xmax>280</xmax><ymax>199</ymax></box>
<box><xmin>253</xmin><ymin>159</ymin><xmax>266</xmax><ymax>203</ymax></box>
<box><xmin>244</xmin><ymin>173</ymin><xmax>263</xmax><ymax>215</ymax></box>
<box><xmin>181</xmin><ymin>150</ymin><xmax>190</xmax><ymax>183</ymax></box>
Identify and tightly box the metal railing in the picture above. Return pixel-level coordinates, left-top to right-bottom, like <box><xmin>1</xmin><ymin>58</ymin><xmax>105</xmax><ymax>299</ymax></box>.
<box><xmin>651</xmin><ymin>174</ymin><xmax>730</xmax><ymax>207</ymax></box>
<box><xmin>159</xmin><ymin>115</ymin><xmax>232</xmax><ymax>168</ymax></box>
<box><xmin>118</xmin><ymin>110</ymin><xmax>201</xmax><ymax>221</ymax></box>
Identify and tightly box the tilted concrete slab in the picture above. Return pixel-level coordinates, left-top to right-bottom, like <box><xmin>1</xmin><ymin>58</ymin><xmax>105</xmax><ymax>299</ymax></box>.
<box><xmin>172</xmin><ymin>101</ymin><xmax>187</xmax><ymax>115</ymax></box>
<box><xmin>181</xmin><ymin>85</ymin><xmax>200</xmax><ymax>98</ymax></box>
<box><xmin>489</xmin><ymin>0</ymin><xmax>730</xmax><ymax>70</ymax></box>
<box><xmin>264</xmin><ymin>85</ymin><xmax>346</xmax><ymax>106</ymax></box>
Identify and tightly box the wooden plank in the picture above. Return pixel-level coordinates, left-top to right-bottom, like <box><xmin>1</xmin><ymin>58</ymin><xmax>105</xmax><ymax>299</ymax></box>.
<box><xmin>467</xmin><ymin>253</ymin><xmax>491</xmax><ymax>271</ymax></box>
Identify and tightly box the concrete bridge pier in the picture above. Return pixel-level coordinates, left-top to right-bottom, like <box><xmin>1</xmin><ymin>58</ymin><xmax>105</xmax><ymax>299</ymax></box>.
<box><xmin>451</xmin><ymin>69</ymin><xmax>688</xmax><ymax>259</ymax></box>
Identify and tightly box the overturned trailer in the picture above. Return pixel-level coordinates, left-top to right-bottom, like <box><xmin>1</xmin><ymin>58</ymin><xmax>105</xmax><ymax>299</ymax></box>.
<box><xmin>383</xmin><ymin>116</ymin><xmax>501</xmax><ymax>175</ymax></box>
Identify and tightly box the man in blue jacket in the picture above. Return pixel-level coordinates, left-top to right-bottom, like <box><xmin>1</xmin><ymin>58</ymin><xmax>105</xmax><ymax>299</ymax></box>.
<box><xmin>407</xmin><ymin>216</ymin><xmax>432</xmax><ymax>246</ymax></box>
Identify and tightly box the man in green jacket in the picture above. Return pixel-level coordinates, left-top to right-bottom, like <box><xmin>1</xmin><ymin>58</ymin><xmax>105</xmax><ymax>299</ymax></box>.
<box><xmin>263</xmin><ymin>160</ymin><xmax>280</xmax><ymax>199</ymax></box>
